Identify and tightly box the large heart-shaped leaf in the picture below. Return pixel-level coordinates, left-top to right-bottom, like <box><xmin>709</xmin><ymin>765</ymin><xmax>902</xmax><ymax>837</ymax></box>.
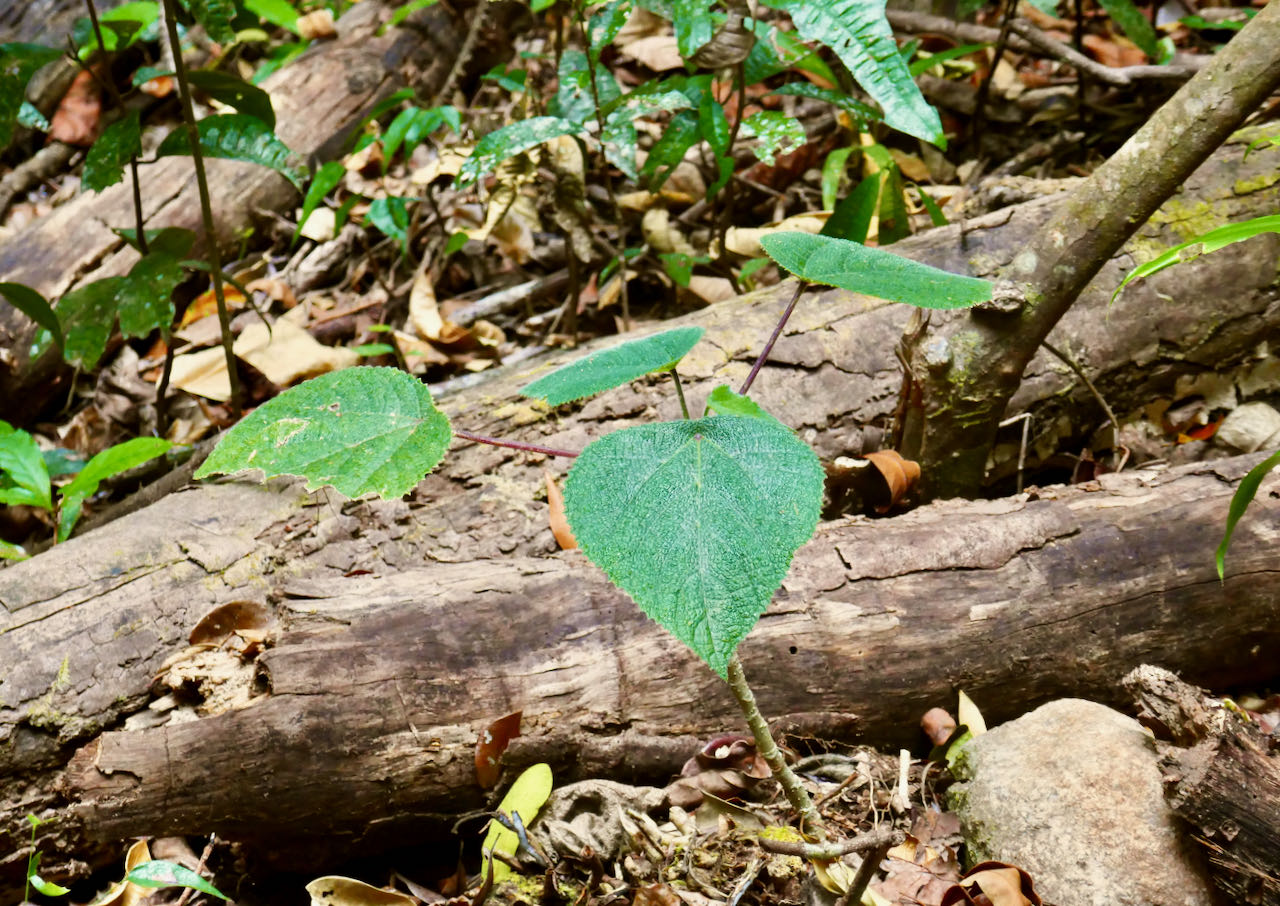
<box><xmin>564</xmin><ymin>411</ymin><xmax>823</xmax><ymax>676</ymax></box>
<box><xmin>194</xmin><ymin>367</ymin><xmax>452</xmax><ymax>499</ymax></box>
<box><xmin>761</xmin><ymin>232</ymin><xmax>992</xmax><ymax>309</ymax></box>
<box><xmin>521</xmin><ymin>325</ymin><xmax>704</xmax><ymax>405</ymax></box>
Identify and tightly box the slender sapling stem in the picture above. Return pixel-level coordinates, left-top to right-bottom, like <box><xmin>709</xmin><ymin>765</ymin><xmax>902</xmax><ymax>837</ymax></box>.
<box><xmin>453</xmin><ymin>429</ymin><xmax>579</xmax><ymax>458</ymax></box>
<box><xmin>726</xmin><ymin>654</ymin><xmax>827</xmax><ymax>840</ymax></box>
<box><xmin>160</xmin><ymin>0</ymin><xmax>243</xmax><ymax>417</ymax></box>
<box><xmin>671</xmin><ymin>368</ymin><xmax>690</xmax><ymax>420</ymax></box>
<box><xmin>739</xmin><ymin>279</ymin><xmax>806</xmax><ymax>395</ymax></box>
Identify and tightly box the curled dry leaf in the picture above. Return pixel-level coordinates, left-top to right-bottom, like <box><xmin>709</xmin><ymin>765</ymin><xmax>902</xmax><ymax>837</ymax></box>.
<box><xmin>93</xmin><ymin>839</ymin><xmax>153</xmax><ymax>906</ymax></box>
<box><xmin>306</xmin><ymin>876</ymin><xmax>417</xmax><ymax>906</ymax></box>
<box><xmin>296</xmin><ymin>8</ymin><xmax>336</xmax><ymax>39</ymax></box>
<box><xmin>863</xmin><ymin>449</ymin><xmax>921</xmax><ymax>513</ymax></box>
<box><xmin>722</xmin><ymin>213</ymin><xmax>827</xmax><ymax>257</ymax></box>
<box><xmin>409</xmin><ymin>268</ymin><xmax>469</xmax><ymax>346</ymax></box>
<box><xmin>49</xmin><ymin>67</ymin><xmax>103</xmax><ymax>146</ymax></box>
<box><xmin>189</xmin><ymin>600</ymin><xmax>274</xmax><ymax>647</ymax></box>
<box><xmin>939</xmin><ymin>861</ymin><xmax>1041</xmax><ymax>906</ymax></box>
<box><xmin>475</xmin><ymin>710</ymin><xmax>522</xmax><ymax>789</ymax></box>
<box><xmin>665</xmin><ymin>735</ymin><xmax>769</xmax><ymax>809</ymax></box>
<box><xmin>544</xmin><ymin>469</ymin><xmax>578</xmax><ymax>551</ymax></box>
<box><xmin>642</xmin><ymin>207</ymin><xmax>698</xmax><ymax>256</ymax></box>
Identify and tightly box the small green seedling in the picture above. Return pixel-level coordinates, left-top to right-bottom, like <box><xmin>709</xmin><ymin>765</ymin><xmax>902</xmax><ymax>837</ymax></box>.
<box><xmin>25</xmin><ymin>814</ymin><xmax>71</xmax><ymax>900</ymax></box>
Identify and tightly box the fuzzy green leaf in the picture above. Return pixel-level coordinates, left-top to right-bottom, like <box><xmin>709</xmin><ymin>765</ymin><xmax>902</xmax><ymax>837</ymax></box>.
<box><xmin>521</xmin><ymin>326</ymin><xmax>704</xmax><ymax>405</ymax></box>
<box><xmin>0</xmin><ymin>421</ymin><xmax>53</xmax><ymax>511</ymax></box>
<box><xmin>83</xmin><ymin>110</ymin><xmax>143</xmax><ymax>192</ymax></box>
<box><xmin>456</xmin><ymin>117</ymin><xmax>584</xmax><ymax>188</ymax></box>
<box><xmin>194</xmin><ymin>367</ymin><xmax>452</xmax><ymax>499</ymax></box>
<box><xmin>704</xmin><ymin>384</ymin><xmax>767</xmax><ymax>419</ymax></box>
<box><xmin>1112</xmin><ymin>215</ymin><xmax>1280</xmax><ymax>304</ymax></box>
<box><xmin>126</xmin><ymin>861</ymin><xmax>228</xmax><ymax>900</ymax></box>
<box><xmin>57</xmin><ymin>437</ymin><xmax>174</xmax><ymax>541</ymax></box>
<box><xmin>0</xmin><ymin>282</ymin><xmax>62</xmax><ymax>351</ymax></box>
<box><xmin>186</xmin><ymin>70</ymin><xmax>276</xmax><ymax>130</ymax></box>
<box><xmin>1</xmin><ymin>43</ymin><xmax>63</xmax><ymax>147</ymax></box>
<box><xmin>761</xmin><ymin>232</ymin><xmax>991</xmax><ymax>308</ymax></box>
<box><xmin>180</xmin><ymin>0</ymin><xmax>236</xmax><ymax>44</ymax></box>
<box><xmin>760</xmin><ymin>0</ymin><xmax>943</xmax><ymax>146</ymax></box>
<box><xmin>157</xmin><ymin>113</ymin><xmax>306</xmax><ymax>189</ymax></box>
<box><xmin>564</xmin><ymin>413</ymin><xmax>823</xmax><ymax>676</ymax></box>
<box><xmin>1216</xmin><ymin>448</ymin><xmax>1280</xmax><ymax>580</ymax></box>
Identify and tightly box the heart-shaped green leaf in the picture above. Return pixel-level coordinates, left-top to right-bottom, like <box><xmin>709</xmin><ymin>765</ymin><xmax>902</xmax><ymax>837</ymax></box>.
<box><xmin>761</xmin><ymin>232</ymin><xmax>992</xmax><ymax>309</ymax></box>
<box><xmin>521</xmin><ymin>325</ymin><xmax>704</xmax><ymax>406</ymax></box>
<box><xmin>194</xmin><ymin>367</ymin><xmax>452</xmax><ymax>499</ymax></box>
<box><xmin>564</xmin><ymin>411</ymin><xmax>823</xmax><ymax>676</ymax></box>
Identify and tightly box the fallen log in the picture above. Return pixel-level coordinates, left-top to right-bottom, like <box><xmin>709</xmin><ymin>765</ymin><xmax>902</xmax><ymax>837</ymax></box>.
<box><xmin>0</xmin><ymin>0</ymin><xmax>509</xmax><ymax>423</ymax></box>
<box><xmin>2</xmin><ymin>452</ymin><xmax>1277</xmax><ymax>895</ymax></box>
<box><xmin>1126</xmin><ymin>666</ymin><xmax>1280</xmax><ymax>906</ymax></box>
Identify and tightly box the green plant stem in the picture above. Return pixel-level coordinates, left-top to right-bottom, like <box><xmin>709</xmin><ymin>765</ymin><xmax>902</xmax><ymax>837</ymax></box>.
<box><xmin>160</xmin><ymin>0</ymin><xmax>242</xmax><ymax>418</ymax></box>
<box><xmin>739</xmin><ymin>279</ymin><xmax>805</xmax><ymax>394</ymax></box>
<box><xmin>453</xmin><ymin>429</ymin><xmax>579</xmax><ymax>458</ymax></box>
<box><xmin>725</xmin><ymin>654</ymin><xmax>826</xmax><ymax>840</ymax></box>
<box><xmin>670</xmin><ymin>368</ymin><xmax>690</xmax><ymax>419</ymax></box>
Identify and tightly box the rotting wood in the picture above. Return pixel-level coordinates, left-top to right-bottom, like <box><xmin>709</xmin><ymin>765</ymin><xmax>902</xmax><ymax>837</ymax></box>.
<box><xmin>0</xmin><ymin>0</ymin><xmax>513</xmax><ymax>424</ymax></box>
<box><xmin>1126</xmin><ymin>666</ymin><xmax>1280</xmax><ymax>906</ymax></box>
<box><xmin>1</xmin><ymin>454</ymin><xmax>1277</xmax><ymax>895</ymax></box>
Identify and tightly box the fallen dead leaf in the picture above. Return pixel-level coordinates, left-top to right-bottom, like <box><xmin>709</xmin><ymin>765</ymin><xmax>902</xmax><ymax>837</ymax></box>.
<box><xmin>296</xmin><ymin>8</ymin><xmax>336</xmax><ymax>38</ymax></box>
<box><xmin>48</xmin><ymin>67</ymin><xmax>102</xmax><ymax>146</ymax></box>
<box><xmin>722</xmin><ymin>213</ymin><xmax>827</xmax><ymax>257</ymax></box>
<box><xmin>306</xmin><ymin>876</ymin><xmax>417</xmax><ymax>906</ymax></box>
<box><xmin>685</xmin><ymin>275</ymin><xmax>735</xmax><ymax>304</ymax></box>
<box><xmin>92</xmin><ymin>839</ymin><xmax>152</xmax><ymax>906</ymax></box>
<box><xmin>189</xmin><ymin>600</ymin><xmax>273</xmax><ymax>647</ymax></box>
<box><xmin>544</xmin><ymin>469</ymin><xmax>578</xmax><ymax>551</ymax></box>
<box><xmin>863</xmin><ymin>449</ymin><xmax>921</xmax><ymax>513</ymax></box>
<box><xmin>409</xmin><ymin>267</ymin><xmax>469</xmax><ymax>346</ymax></box>
<box><xmin>475</xmin><ymin>710</ymin><xmax>522</xmax><ymax>789</ymax></box>
<box><xmin>235</xmin><ymin>316</ymin><xmax>359</xmax><ymax>387</ymax></box>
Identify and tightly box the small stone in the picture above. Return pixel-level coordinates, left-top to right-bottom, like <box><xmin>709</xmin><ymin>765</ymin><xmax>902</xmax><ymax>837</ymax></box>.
<box><xmin>948</xmin><ymin>699</ymin><xmax>1215</xmax><ymax>906</ymax></box>
<box><xmin>1216</xmin><ymin>401</ymin><xmax>1280</xmax><ymax>453</ymax></box>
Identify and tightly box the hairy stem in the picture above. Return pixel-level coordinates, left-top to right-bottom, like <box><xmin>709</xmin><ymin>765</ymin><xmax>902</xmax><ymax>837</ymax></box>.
<box><xmin>160</xmin><ymin>0</ymin><xmax>243</xmax><ymax>417</ymax></box>
<box><xmin>453</xmin><ymin>429</ymin><xmax>579</xmax><ymax>458</ymax></box>
<box><xmin>671</xmin><ymin>368</ymin><xmax>690</xmax><ymax>420</ymax></box>
<box><xmin>726</xmin><ymin>654</ymin><xmax>826</xmax><ymax>840</ymax></box>
<box><xmin>739</xmin><ymin>280</ymin><xmax>805</xmax><ymax>395</ymax></box>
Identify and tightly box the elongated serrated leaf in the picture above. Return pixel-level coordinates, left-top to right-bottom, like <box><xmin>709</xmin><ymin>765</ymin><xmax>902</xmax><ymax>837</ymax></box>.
<box><xmin>457</xmin><ymin>117</ymin><xmax>584</xmax><ymax>188</ymax></box>
<box><xmin>194</xmin><ymin>367</ymin><xmax>452</xmax><ymax>499</ymax></box>
<box><xmin>760</xmin><ymin>0</ymin><xmax>943</xmax><ymax>146</ymax></box>
<box><xmin>83</xmin><ymin>109</ymin><xmax>143</xmax><ymax>192</ymax></box>
<box><xmin>704</xmin><ymin>385</ymin><xmax>767</xmax><ymax>419</ymax></box>
<box><xmin>521</xmin><ymin>326</ymin><xmax>704</xmax><ymax>405</ymax></box>
<box><xmin>740</xmin><ymin>110</ymin><xmax>805</xmax><ymax>166</ymax></box>
<box><xmin>1097</xmin><ymin>0</ymin><xmax>1159</xmax><ymax>58</ymax></box>
<box><xmin>0</xmin><ymin>421</ymin><xmax>53</xmax><ymax>511</ymax></box>
<box><xmin>0</xmin><ymin>282</ymin><xmax>62</xmax><ymax>351</ymax></box>
<box><xmin>565</xmin><ymin>414</ymin><xmax>823</xmax><ymax>676</ymax></box>
<box><xmin>294</xmin><ymin>159</ymin><xmax>345</xmax><ymax>244</ymax></box>
<box><xmin>481</xmin><ymin>764</ymin><xmax>553</xmax><ymax>883</ymax></box>
<box><xmin>908</xmin><ymin>42</ymin><xmax>988</xmax><ymax>78</ymax></box>
<box><xmin>1112</xmin><ymin>215</ymin><xmax>1280</xmax><ymax>304</ymax></box>
<box><xmin>1216</xmin><ymin>448</ymin><xmax>1280</xmax><ymax>580</ymax></box>
<box><xmin>118</xmin><ymin>253</ymin><xmax>184</xmax><ymax>337</ymax></box>
<box><xmin>126</xmin><ymin>861</ymin><xmax>228</xmax><ymax>900</ymax></box>
<box><xmin>643</xmin><ymin>109</ymin><xmax>700</xmax><ymax>190</ymax></box>
<box><xmin>673</xmin><ymin>0</ymin><xmax>715</xmax><ymax>57</ymax></box>
<box><xmin>57</xmin><ymin>437</ymin><xmax>174</xmax><ymax>541</ymax></box>
<box><xmin>157</xmin><ymin>113</ymin><xmax>306</xmax><ymax>189</ymax></box>
<box><xmin>743</xmin><ymin>18</ymin><xmax>838</xmax><ymax>87</ymax></box>
<box><xmin>1</xmin><ymin>43</ymin><xmax>63</xmax><ymax>147</ymax></box>
<box><xmin>761</xmin><ymin>232</ymin><xmax>991</xmax><ymax>308</ymax></box>
<box><xmin>186</xmin><ymin>70</ymin><xmax>276</xmax><ymax>129</ymax></box>
<box><xmin>180</xmin><ymin>0</ymin><xmax>236</xmax><ymax>43</ymax></box>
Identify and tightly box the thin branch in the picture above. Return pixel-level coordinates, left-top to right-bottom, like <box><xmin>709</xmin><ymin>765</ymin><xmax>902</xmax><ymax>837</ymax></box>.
<box><xmin>739</xmin><ymin>280</ymin><xmax>805</xmax><ymax>395</ymax></box>
<box><xmin>756</xmin><ymin>827</ymin><xmax>900</xmax><ymax>860</ymax></box>
<box><xmin>670</xmin><ymin>368</ymin><xmax>690</xmax><ymax>420</ymax></box>
<box><xmin>1041</xmin><ymin>339</ymin><xmax>1128</xmax><ymax>472</ymax></box>
<box><xmin>453</xmin><ymin>429</ymin><xmax>579</xmax><ymax>458</ymax></box>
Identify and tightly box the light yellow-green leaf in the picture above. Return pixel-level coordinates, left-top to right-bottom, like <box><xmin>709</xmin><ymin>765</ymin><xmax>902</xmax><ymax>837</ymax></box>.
<box><xmin>481</xmin><ymin>763</ymin><xmax>553</xmax><ymax>882</ymax></box>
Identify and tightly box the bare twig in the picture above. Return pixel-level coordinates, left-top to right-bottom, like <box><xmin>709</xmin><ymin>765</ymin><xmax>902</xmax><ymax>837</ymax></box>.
<box><xmin>1041</xmin><ymin>339</ymin><xmax>1127</xmax><ymax>471</ymax></box>
<box><xmin>453</xmin><ymin>429</ymin><xmax>579</xmax><ymax>458</ymax></box>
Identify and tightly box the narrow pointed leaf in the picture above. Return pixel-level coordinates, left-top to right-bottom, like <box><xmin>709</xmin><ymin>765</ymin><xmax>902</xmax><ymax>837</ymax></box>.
<box><xmin>760</xmin><ymin>0</ymin><xmax>943</xmax><ymax>145</ymax></box>
<box><xmin>673</xmin><ymin>0</ymin><xmax>716</xmax><ymax>57</ymax></box>
<box><xmin>822</xmin><ymin>173</ymin><xmax>881</xmax><ymax>243</ymax></box>
<box><xmin>1097</xmin><ymin>0</ymin><xmax>1159</xmax><ymax>58</ymax></box>
<box><xmin>456</xmin><ymin>117</ymin><xmax>584</xmax><ymax>187</ymax></box>
<box><xmin>194</xmin><ymin>367</ymin><xmax>452</xmax><ymax>499</ymax></box>
<box><xmin>1112</xmin><ymin>215</ymin><xmax>1280</xmax><ymax>304</ymax></box>
<box><xmin>565</xmin><ymin>414</ymin><xmax>823</xmax><ymax>677</ymax></box>
<box><xmin>126</xmin><ymin>861</ymin><xmax>228</xmax><ymax>900</ymax></box>
<box><xmin>186</xmin><ymin>70</ymin><xmax>276</xmax><ymax>129</ymax></box>
<box><xmin>157</xmin><ymin>114</ymin><xmax>306</xmax><ymax>189</ymax></box>
<box><xmin>0</xmin><ymin>282</ymin><xmax>62</xmax><ymax>351</ymax></box>
<box><xmin>761</xmin><ymin>232</ymin><xmax>991</xmax><ymax>309</ymax></box>
<box><xmin>295</xmin><ymin>160</ymin><xmax>345</xmax><ymax>244</ymax></box>
<box><xmin>0</xmin><ymin>422</ymin><xmax>53</xmax><ymax>511</ymax></box>
<box><xmin>180</xmin><ymin>0</ymin><xmax>236</xmax><ymax>44</ymax></box>
<box><xmin>57</xmin><ymin>437</ymin><xmax>174</xmax><ymax>541</ymax></box>
<box><xmin>481</xmin><ymin>764</ymin><xmax>554</xmax><ymax>883</ymax></box>
<box><xmin>521</xmin><ymin>326</ymin><xmax>704</xmax><ymax>405</ymax></box>
<box><xmin>771</xmin><ymin>82</ymin><xmax>880</xmax><ymax>125</ymax></box>
<box><xmin>1216</xmin><ymin>448</ymin><xmax>1280</xmax><ymax>580</ymax></box>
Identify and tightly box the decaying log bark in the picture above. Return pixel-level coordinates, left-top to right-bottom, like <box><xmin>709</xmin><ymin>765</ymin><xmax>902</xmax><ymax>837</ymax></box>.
<box><xmin>1126</xmin><ymin>666</ymin><xmax>1280</xmax><ymax>906</ymax></box>
<box><xmin>1</xmin><ymin>453</ymin><xmax>1277</xmax><ymax>896</ymax></box>
<box><xmin>0</xmin><ymin>0</ymin><xmax>509</xmax><ymax>423</ymax></box>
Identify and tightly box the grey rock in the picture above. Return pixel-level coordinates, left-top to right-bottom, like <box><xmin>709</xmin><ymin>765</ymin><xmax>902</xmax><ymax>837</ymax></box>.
<box><xmin>1217</xmin><ymin>401</ymin><xmax>1280</xmax><ymax>453</ymax></box>
<box><xmin>948</xmin><ymin>698</ymin><xmax>1216</xmax><ymax>906</ymax></box>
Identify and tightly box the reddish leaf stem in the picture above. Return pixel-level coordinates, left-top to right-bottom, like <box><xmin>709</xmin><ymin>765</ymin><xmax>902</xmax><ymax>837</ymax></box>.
<box><xmin>739</xmin><ymin>280</ymin><xmax>806</xmax><ymax>395</ymax></box>
<box><xmin>453</xmin><ymin>429</ymin><xmax>579</xmax><ymax>458</ymax></box>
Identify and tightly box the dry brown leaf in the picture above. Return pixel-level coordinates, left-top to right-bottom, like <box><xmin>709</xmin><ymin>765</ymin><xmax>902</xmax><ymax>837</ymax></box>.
<box><xmin>246</xmin><ymin>276</ymin><xmax>297</xmax><ymax>309</ymax></box>
<box><xmin>235</xmin><ymin>317</ymin><xmax>359</xmax><ymax>387</ymax></box>
<box><xmin>392</xmin><ymin>329</ymin><xmax>451</xmax><ymax>373</ymax></box>
<box><xmin>888</xmin><ymin>148</ymin><xmax>931</xmax><ymax>183</ymax></box>
<box><xmin>722</xmin><ymin>213</ymin><xmax>826</xmax><ymax>257</ymax></box>
<box><xmin>92</xmin><ymin>839</ymin><xmax>152</xmax><ymax>906</ymax></box>
<box><xmin>863</xmin><ymin>449</ymin><xmax>921</xmax><ymax>513</ymax></box>
<box><xmin>475</xmin><ymin>710</ymin><xmax>522</xmax><ymax>789</ymax></box>
<box><xmin>941</xmin><ymin>861</ymin><xmax>1041</xmax><ymax>906</ymax></box>
<box><xmin>685</xmin><ymin>276</ymin><xmax>735</xmax><ymax>304</ymax></box>
<box><xmin>296</xmin><ymin>8</ymin><xmax>336</xmax><ymax>38</ymax></box>
<box><xmin>642</xmin><ymin>207</ymin><xmax>698</xmax><ymax>256</ymax></box>
<box><xmin>409</xmin><ymin>268</ymin><xmax>469</xmax><ymax>346</ymax></box>
<box><xmin>49</xmin><ymin>67</ymin><xmax>102</xmax><ymax>146</ymax></box>
<box><xmin>189</xmin><ymin>600</ymin><xmax>273</xmax><ymax>647</ymax></box>
<box><xmin>618</xmin><ymin>34</ymin><xmax>684</xmax><ymax>71</ymax></box>
<box><xmin>545</xmin><ymin>469</ymin><xmax>578</xmax><ymax>550</ymax></box>
<box><xmin>305</xmin><ymin>876</ymin><xmax>417</xmax><ymax>906</ymax></box>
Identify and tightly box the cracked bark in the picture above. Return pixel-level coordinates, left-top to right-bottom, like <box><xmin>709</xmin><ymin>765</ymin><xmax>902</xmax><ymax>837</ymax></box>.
<box><xmin>1</xmin><ymin>454</ymin><xmax>1278</xmax><ymax>895</ymax></box>
<box><xmin>902</xmin><ymin>2</ymin><xmax>1280</xmax><ymax>498</ymax></box>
